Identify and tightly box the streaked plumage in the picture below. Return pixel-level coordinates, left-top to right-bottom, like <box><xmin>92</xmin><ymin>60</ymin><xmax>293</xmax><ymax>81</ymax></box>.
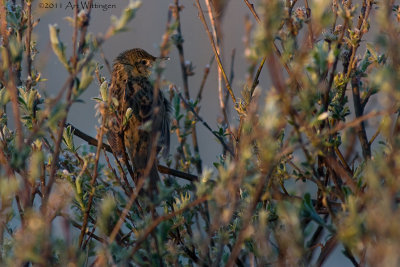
<box><xmin>106</xmin><ymin>48</ymin><xmax>170</xmax><ymax>193</ymax></box>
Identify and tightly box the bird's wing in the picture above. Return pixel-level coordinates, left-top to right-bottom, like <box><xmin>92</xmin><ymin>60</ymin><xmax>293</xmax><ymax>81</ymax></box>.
<box><xmin>160</xmin><ymin>95</ymin><xmax>170</xmax><ymax>157</ymax></box>
<box><xmin>106</xmin><ymin>116</ymin><xmax>125</xmax><ymax>157</ymax></box>
<box><xmin>126</xmin><ymin>79</ymin><xmax>153</xmax><ymax>122</ymax></box>
<box><xmin>106</xmin><ymin>80</ymin><xmax>127</xmax><ymax>157</ymax></box>
<box><xmin>126</xmin><ymin>77</ymin><xmax>171</xmax><ymax>157</ymax></box>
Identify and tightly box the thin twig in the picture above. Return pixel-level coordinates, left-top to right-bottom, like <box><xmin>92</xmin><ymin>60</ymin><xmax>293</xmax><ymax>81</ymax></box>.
<box><xmin>351</xmin><ymin>76</ymin><xmax>371</xmax><ymax>159</ymax></box>
<box><xmin>325</xmin><ymin>157</ymin><xmax>358</xmax><ymax>194</ymax></box>
<box><xmin>196</xmin><ymin>56</ymin><xmax>214</xmax><ymax>103</ymax></box>
<box><xmin>304</xmin><ymin>0</ymin><xmax>314</xmax><ymax>47</ymax></box>
<box><xmin>204</xmin><ymin>0</ymin><xmax>227</xmax><ymax>125</ymax></box>
<box><xmin>158</xmin><ymin>165</ymin><xmax>198</xmax><ymax>182</ymax></box>
<box><xmin>77</xmin><ymin>0</ymin><xmax>94</xmax><ymax>54</ymax></box>
<box><xmin>368</xmin><ymin>127</ymin><xmax>380</xmax><ymax>146</ymax></box>
<box><xmin>334</xmin><ymin>146</ymin><xmax>352</xmax><ymax>174</ymax></box>
<box><xmin>236</xmin><ymin>55</ymin><xmax>267</xmax><ymax>145</ymax></box>
<box><xmin>174</xmin><ymin>89</ymin><xmax>235</xmax><ymax>156</ymax></box>
<box><xmin>25</xmin><ymin>0</ymin><xmax>32</xmax><ymax>91</ymax></box>
<box><xmin>330</xmin><ymin>108</ymin><xmax>396</xmax><ymax>135</ymax></box>
<box><xmin>173</xmin><ymin>0</ymin><xmax>190</xmax><ymax>100</ymax></box>
<box><xmin>194</xmin><ymin>0</ymin><xmax>236</xmax><ymax>105</ymax></box>
<box><xmin>103</xmin><ymin>149</ymin><xmax>132</xmax><ymax>195</ymax></box>
<box><xmin>78</xmin><ymin>114</ymin><xmax>106</xmax><ymax>247</ymax></box>
<box><xmin>173</xmin><ymin>0</ymin><xmax>202</xmax><ymax>174</ymax></box>
<box><xmin>61</xmin><ymin>214</ymin><xmax>106</xmax><ymax>244</ymax></box>
<box><xmin>243</xmin><ymin>0</ymin><xmax>261</xmax><ymax>23</ymax></box>
<box><xmin>316</xmin><ymin>235</ymin><xmax>338</xmax><ymax>267</ymax></box>
<box><xmin>243</xmin><ymin>0</ymin><xmax>297</xmax><ymax>87</ymax></box>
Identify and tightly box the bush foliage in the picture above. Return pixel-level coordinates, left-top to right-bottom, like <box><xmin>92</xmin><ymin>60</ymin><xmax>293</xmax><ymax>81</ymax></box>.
<box><xmin>1</xmin><ymin>0</ymin><xmax>400</xmax><ymax>266</ymax></box>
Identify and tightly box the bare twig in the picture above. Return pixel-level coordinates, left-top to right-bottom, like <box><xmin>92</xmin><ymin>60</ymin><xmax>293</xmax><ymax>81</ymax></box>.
<box><xmin>194</xmin><ymin>0</ymin><xmax>236</xmax><ymax>105</ymax></box>
<box><xmin>77</xmin><ymin>0</ymin><xmax>94</xmax><ymax>54</ymax></box>
<box><xmin>78</xmin><ymin>112</ymin><xmax>106</xmax><ymax>247</ymax></box>
<box><xmin>236</xmin><ymin>55</ymin><xmax>266</xmax><ymax>145</ymax></box>
<box><xmin>243</xmin><ymin>0</ymin><xmax>261</xmax><ymax>23</ymax></box>
<box><xmin>100</xmin><ymin>47</ymin><xmax>113</xmax><ymax>75</ymax></box>
<box><xmin>25</xmin><ymin>0</ymin><xmax>32</xmax><ymax>91</ymax></box>
<box><xmin>351</xmin><ymin>76</ymin><xmax>371</xmax><ymax>159</ymax></box>
<box><xmin>61</xmin><ymin>213</ymin><xmax>106</xmax><ymax>244</ymax></box>
<box><xmin>331</xmin><ymin>109</ymin><xmax>395</xmax><ymax>135</ymax></box>
<box><xmin>368</xmin><ymin>127</ymin><xmax>380</xmax><ymax>146</ymax></box>
<box><xmin>304</xmin><ymin>0</ymin><xmax>314</xmax><ymax>47</ymax></box>
<box><xmin>158</xmin><ymin>165</ymin><xmax>198</xmax><ymax>182</ymax></box>
<box><xmin>325</xmin><ymin>157</ymin><xmax>358</xmax><ymax>194</ymax></box>
<box><xmin>204</xmin><ymin>0</ymin><xmax>227</xmax><ymax>125</ymax></box>
<box><xmin>173</xmin><ymin>0</ymin><xmax>202</xmax><ymax>174</ymax></box>
<box><xmin>196</xmin><ymin>56</ymin><xmax>214</xmax><ymax>103</ymax></box>
<box><xmin>173</xmin><ymin>0</ymin><xmax>190</xmax><ymax>100</ymax></box>
<box><xmin>316</xmin><ymin>235</ymin><xmax>338</xmax><ymax>267</ymax></box>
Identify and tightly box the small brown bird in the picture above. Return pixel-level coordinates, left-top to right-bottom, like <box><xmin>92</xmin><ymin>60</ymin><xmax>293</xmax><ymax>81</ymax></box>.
<box><xmin>106</xmin><ymin>48</ymin><xmax>170</xmax><ymax>193</ymax></box>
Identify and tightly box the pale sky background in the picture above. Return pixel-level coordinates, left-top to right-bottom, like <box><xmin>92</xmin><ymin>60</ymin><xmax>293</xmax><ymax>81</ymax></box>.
<box><xmin>31</xmin><ymin>1</ymin><xmax>361</xmax><ymax>265</ymax></box>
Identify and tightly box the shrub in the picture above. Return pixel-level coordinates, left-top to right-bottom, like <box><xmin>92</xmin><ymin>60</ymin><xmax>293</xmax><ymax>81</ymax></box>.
<box><xmin>1</xmin><ymin>0</ymin><xmax>400</xmax><ymax>266</ymax></box>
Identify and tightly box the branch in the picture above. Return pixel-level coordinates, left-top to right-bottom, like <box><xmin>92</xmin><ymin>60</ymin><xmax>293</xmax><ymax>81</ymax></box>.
<box><xmin>330</xmin><ymin>108</ymin><xmax>396</xmax><ymax>135</ymax></box>
<box><xmin>173</xmin><ymin>0</ymin><xmax>203</xmax><ymax>174</ymax></box>
<box><xmin>174</xmin><ymin>89</ymin><xmax>235</xmax><ymax>156</ymax></box>
<box><xmin>204</xmin><ymin>0</ymin><xmax>228</xmax><ymax>126</ymax></box>
<box><xmin>243</xmin><ymin>0</ymin><xmax>260</xmax><ymax>23</ymax></box>
<box><xmin>25</xmin><ymin>0</ymin><xmax>33</xmax><ymax>91</ymax></box>
<box><xmin>78</xmin><ymin>110</ymin><xmax>106</xmax><ymax>247</ymax></box>
<box><xmin>63</xmin><ymin>214</ymin><xmax>106</xmax><ymax>244</ymax></box>
<box><xmin>351</xmin><ymin>76</ymin><xmax>371</xmax><ymax>159</ymax></box>
<box><xmin>194</xmin><ymin>0</ymin><xmax>236</xmax><ymax>105</ymax></box>
<box><xmin>196</xmin><ymin>56</ymin><xmax>214</xmax><ymax>103</ymax></box>
<box><xmin>65</xmin><ymin>123</ymin><xmax>199</xmax><ymax>182</ymax></box>
<box><xmin>242</xmin><ymin>0</ymin><xmax>298</xmax><ymax>89</ymax></box>
<box><xmin>0</xmin><ymin>0</ymin><xmax>24</xmax><ymax>150</ymax></box>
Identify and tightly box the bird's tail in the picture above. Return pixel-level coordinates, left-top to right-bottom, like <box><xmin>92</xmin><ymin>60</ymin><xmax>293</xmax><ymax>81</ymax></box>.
<box><xmin>131</xmin><ymin>130</ymin><xmax>160</xmax><ymax>198</ymax></box>
<box><xmin>148</xmin><ymin>161</ymin><xmax>160</xmax><ymax>195</ymax></box>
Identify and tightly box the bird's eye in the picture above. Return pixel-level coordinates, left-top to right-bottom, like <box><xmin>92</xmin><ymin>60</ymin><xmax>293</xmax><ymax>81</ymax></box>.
<box><xmin>141</xmin><ymin>60</ymin><xmax>148</xmax><ymax>65</ymax></box>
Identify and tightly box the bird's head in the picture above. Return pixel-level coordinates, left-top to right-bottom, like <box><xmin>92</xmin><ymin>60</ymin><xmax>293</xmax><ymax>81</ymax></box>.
<box><xmin>114</xmin><ymin>48</ymin><xmax>167</xmax><ymax>78</ymax></box>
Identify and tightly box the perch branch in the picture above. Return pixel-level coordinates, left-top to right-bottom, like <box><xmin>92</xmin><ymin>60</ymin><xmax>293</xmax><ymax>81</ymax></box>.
<box><xmin>64</xmin><ymin>123</ymin><xmax>198</xmax><ymax>182</ymax></box>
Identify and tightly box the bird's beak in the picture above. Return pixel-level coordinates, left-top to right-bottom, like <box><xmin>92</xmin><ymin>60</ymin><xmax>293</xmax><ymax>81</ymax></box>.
<box><xmin>156</xmin><ymin>56</ymin><xmax>170</xmax><ymax>62</ymax></box>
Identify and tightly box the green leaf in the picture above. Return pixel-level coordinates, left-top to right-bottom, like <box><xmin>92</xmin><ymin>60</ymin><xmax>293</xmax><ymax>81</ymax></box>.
<box><xmin>49</xmin><ymin>24</ymin><xmax>70</xmax><ymax>70</ymax></box>
<box><xmin>78</xmin><ymin>60</ymin><xmax>96</xmax><ymax>91</ymax></box>
<box><xmin>111</xmin><ymin>0</ymin><xmax>142</xmax><ymax>34</ymax></box>
<box><xmin>100</xmin><ymin>81</ymin><xmax>108</xmax><ymax>101</ymax></box>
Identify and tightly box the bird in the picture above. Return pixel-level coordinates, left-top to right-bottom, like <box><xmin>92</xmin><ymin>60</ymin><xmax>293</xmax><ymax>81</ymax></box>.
<box><xmin>106</xmin><ymin>48</ymin><xmax>170</xmax><ymax>195</ymax></box>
